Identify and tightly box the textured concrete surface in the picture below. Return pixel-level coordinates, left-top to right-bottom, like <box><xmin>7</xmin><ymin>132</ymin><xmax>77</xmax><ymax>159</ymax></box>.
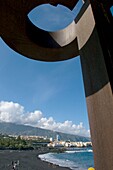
<box><xmin>80</xmin><ymin>27</ymin><xmax>113</xmax><ymax>170</ymax></box>
<box><xmin>0</xmin><ymin>0</ymin><xmax>79</xmax><ymax>61</ymax></box>
<box><xmin>49</xmin><ymin>20</ymin><xmax>76</xmax><ymax>47</ymax></box>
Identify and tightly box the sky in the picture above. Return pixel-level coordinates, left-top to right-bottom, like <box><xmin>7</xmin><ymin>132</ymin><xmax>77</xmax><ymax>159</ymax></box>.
<box><xmin>110</xmin><ymin>6</ymin><xmax>113</xmax><ymax>16</ymax></box>
<box><xmin>0</xmin><ymin>0</ymin><xmax>91</xmax><ymax>137</ymax></box>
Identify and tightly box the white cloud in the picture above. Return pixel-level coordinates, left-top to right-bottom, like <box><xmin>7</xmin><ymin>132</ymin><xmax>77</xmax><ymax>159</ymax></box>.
<box><xmin>0</xmin><ymin>101</ymin><xmax>24</xmax><ymax>123</ymax></box>
<box><xmin>22</xmin><ymin>111</ymin><xmax>43</xmax><ymax>125</ymax></box>
<box><xmin>0</xmin><ymin>101</ymin><xmax>90</xmax><ymax>137</ymax></box>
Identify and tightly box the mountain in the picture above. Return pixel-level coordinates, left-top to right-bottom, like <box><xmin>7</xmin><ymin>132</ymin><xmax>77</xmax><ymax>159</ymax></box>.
<box><xmin>0</xmin><ymin>122</ymin><xmax>90</xmax><ymax>142</ymax></box>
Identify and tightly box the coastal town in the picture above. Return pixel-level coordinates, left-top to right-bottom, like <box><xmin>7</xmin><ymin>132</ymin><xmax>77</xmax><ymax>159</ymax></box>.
<box><xmin>5</xmin><ymin>134</ymin><xmax>92</xmax><ymax>149</ymax></box>
<box><xmin>0</xmin><ymin>133</ymin><xmax>92</xmax><ymax>150</ymax></box>
<box><xmin>47</xmin><ymin>139</ymin><xmax>92</xmax><ymax>148</ymax></box>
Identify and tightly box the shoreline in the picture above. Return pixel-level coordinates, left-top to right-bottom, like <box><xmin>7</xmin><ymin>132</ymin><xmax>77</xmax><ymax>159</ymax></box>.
<box><xmin>0</xmin><ymin>149</ymin><xmax>71</xmax><ymax>170</ymax></box>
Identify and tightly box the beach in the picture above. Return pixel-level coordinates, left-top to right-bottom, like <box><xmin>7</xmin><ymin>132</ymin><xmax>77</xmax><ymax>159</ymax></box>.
<box><xmin>0</xmin><ymin>150</ymin><xmax>70</xmax><ymax>170</ymax></box>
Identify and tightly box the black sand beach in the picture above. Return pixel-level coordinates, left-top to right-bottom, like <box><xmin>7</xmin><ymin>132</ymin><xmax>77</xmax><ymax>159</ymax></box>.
<box><xmin>0</xmin><ymin>150</ymin><xmax>70</xmax><ymax>170</ymax></box>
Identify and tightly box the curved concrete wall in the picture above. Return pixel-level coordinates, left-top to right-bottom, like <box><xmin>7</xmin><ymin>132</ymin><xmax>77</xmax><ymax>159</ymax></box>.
<box><xmin>0</xmin><ymin>0</ymin><xmax>79</xmax><ymax>62</ymax></box>
<box><xmin>0</xmin><ymin>0</ymin><xmax>96</xmax><ymax>62</ymax></box>
<box><xmin>49</xmin><ymin>20</ymin><xmax>76</xmax><ymax>47</ymax></box>
<box><xmin>76</xmin><ymin>4</ymin><xmax>95</xmax><ymax>50</ymax></box>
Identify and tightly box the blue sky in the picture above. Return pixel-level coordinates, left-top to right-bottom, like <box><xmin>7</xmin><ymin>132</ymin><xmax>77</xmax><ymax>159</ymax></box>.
<box><xmin>110</xmin><ymin>6</ymin><xmax>113</xmax><ymax>16</ymax></box>
<box><xmin>28</xmin><ymin>0</ymin><xmax>83</xmax><ymax>31</ymax></box>
<box><xmin>0</xmin><ymin>1</ymin><xmax>90</xmax><ymax>137</ymax></box>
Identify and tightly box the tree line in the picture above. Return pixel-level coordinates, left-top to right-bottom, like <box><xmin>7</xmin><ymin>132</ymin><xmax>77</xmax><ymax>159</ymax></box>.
<box><xmin>0</xmin><ymin>134</ymin><xmax>49</xmax><ymax>150</ymax></box>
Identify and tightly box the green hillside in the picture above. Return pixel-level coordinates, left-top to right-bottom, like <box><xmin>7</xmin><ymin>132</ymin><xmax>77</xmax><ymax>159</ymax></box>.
<box><xmin>0</xmin><ymin>122</ymin><xmax>90</xmax><ymax>142</ymax></box>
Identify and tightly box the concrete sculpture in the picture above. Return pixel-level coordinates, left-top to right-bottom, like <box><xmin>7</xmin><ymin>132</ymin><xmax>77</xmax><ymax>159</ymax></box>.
<box><xmin>0</xmin><ymin>0</ymin><xmax>113</xmax><ymax>169</ymax></box>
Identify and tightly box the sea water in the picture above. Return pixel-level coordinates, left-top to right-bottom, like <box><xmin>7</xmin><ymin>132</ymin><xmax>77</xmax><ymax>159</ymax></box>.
<box><xmin>39</xmin><ymin>148</ymin><xmax>94</xmax><ymax>170</ymax></box>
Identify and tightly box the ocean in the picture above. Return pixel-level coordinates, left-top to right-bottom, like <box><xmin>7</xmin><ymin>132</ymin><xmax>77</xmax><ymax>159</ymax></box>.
<box><xmin>39</xmin><ymin>147</ymin><xmax>94</xmax><ymax>170</ymax></box>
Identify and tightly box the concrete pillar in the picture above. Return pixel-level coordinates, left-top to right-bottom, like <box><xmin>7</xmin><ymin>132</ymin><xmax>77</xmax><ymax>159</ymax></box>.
<box><xmin>80</xmin><ymin>27</ymin><xmax>113</xmax><ymax>170</ymax></box>
<box><xmin>77</xmin><ymin>2</ymin><xmax>113</xmax><ymax>169</ymax></box>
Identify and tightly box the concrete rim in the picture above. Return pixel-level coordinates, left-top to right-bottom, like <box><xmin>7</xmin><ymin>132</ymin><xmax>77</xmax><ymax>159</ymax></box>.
<box><xmin>0</xmin><ymin>0</ymin><xmax>79</xmax><ymax>62</ymax></box>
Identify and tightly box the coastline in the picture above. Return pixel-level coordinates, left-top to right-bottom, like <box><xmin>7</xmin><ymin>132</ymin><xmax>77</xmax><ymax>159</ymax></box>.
<box><xmin>0</xmin><ymin>149</ymin><xmax>71</xmax><ymax>170</ymax></box>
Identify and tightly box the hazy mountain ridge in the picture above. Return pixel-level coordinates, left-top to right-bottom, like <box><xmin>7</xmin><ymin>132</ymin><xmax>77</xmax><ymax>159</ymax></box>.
<box><xmin>0</xmin><ymin>122</ymin><xmax>90</xmax><ymax>142</ymax></box>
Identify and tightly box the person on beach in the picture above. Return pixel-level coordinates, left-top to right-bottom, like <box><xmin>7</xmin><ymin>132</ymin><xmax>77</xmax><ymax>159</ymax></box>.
<box><xmin>12</xmin><ymin>160</ymin><xmax>20</xmax><ymax>170</ymax></box>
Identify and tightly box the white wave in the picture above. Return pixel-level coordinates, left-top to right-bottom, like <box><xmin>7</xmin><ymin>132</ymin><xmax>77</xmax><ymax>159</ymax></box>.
<box><xmin>65</xmin><ymin>150</ymin><xmax>76</xmax><ymax>153</ymax></box>
<box><xmin>87</xmin><ymin>149</ymin><xmax>93</xmax><ymax>152</ymax></box>
<box><xmin>38</xmin><ymin>153</ymin><xmax>81</xmax><ymax>170</ymax></box>
<box><xmin>38</xmin><ymin>150</ymin><xmax>93</xmax><ymax>170</ymax></box>
<box><xmin>65</xmin><ymin>149</ymin><xmax>93</xmax><ymax>153</ymax></box>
